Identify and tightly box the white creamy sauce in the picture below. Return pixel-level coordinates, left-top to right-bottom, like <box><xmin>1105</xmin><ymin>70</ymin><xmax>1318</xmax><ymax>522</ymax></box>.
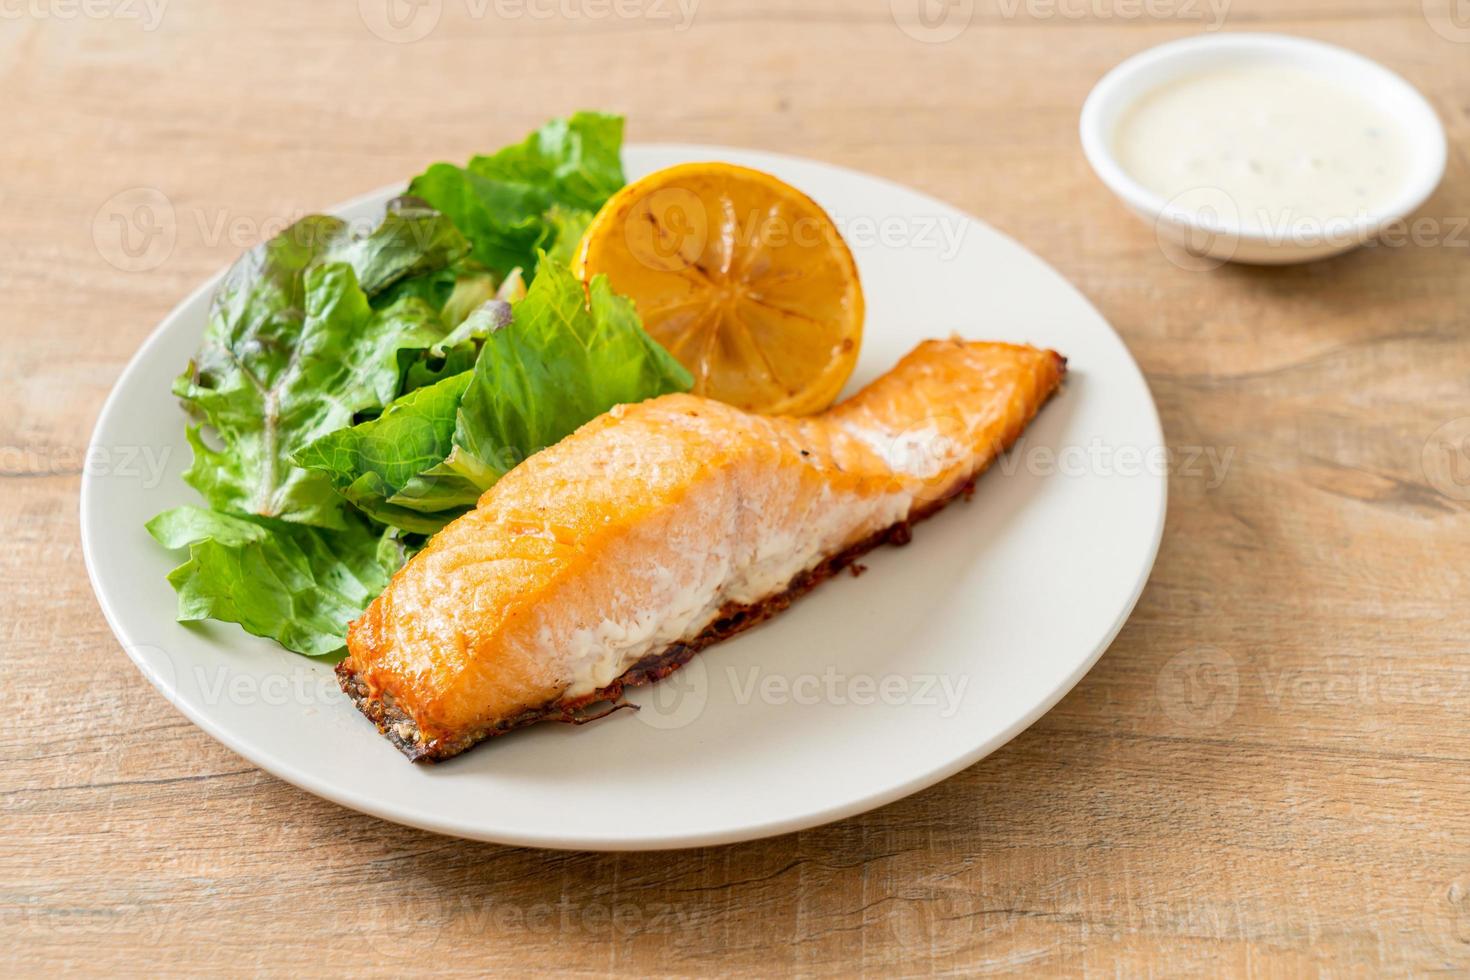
<box><xmin>1113</xmin><ymin>66</ymin><xmax>1411</xmax><ymax>233</ymax></box>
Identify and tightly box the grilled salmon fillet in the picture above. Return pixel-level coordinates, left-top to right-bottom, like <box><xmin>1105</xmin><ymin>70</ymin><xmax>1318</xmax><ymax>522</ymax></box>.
<box><xmin>340</xmin><ymin>338</ymin><xmax>1065</xmax><ymax>761</ymax></box>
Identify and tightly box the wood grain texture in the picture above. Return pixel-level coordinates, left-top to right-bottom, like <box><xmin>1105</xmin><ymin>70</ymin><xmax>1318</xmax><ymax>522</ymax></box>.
<box><xmin>3</xmin><ymin>0</ymin><xmax>1469</xmax><ymax>974</ymax></box>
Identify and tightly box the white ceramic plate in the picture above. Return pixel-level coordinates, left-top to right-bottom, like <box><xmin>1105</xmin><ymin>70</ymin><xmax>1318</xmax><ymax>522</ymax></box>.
<box><xmin>82</xmin><ymin>145</ymin><xmax>1165</xmax><ymax>850</ymax></box>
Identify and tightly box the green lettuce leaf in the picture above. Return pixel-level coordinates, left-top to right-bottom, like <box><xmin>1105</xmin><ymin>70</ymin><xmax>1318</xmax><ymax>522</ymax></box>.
<box><xmin>430</xmin><ymin>294</ymin><xmax>513</xmax><ymax>357</ymax></box>
<box><xmin>323</xmin><ymin>197</ymin><xmax>472</xmax><ymax>295</ymax></box>
<box><xmin>294</xmin><ymin>260</ymin><xmax>691</xmax><ymax>533</ymax></box>
<box><xmin>452</xmin><ymin>261</ymin><xmax>690</xmax><ymax>473</ymax></box>
<box><xmin>469</xmin><ymin>112</ymin><xmax>624</xmax><ymax>212</ymax></box>
<box><xmin>407</xmin><ymin>112</ymin><xmax>623</xmax><ymax>278</ymax></box>
<box><xmin>544</xmin><ymin>206</ymin><xmax>595</xmax><ymax>267</ymax></box>
<box><xmin>371</xmin><ymin>256</ymin><xmax>501</xmax><ymax>331</ymax></box>
<box><xmin>290</xmin><ymin>372</ymin><xmax>481</xmax><ymax>534</ymax></box>
<box><xmin>146</xmin><ymin>506</ymin><xmax>405</xmax><ymax>656</ymax></box>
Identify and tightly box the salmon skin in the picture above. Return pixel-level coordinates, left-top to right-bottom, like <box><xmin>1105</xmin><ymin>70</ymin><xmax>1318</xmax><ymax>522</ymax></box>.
<box><xmin>339</xmin><ymin>339</ymin><xmax>1066</xmax><ymax>761</ymax></box>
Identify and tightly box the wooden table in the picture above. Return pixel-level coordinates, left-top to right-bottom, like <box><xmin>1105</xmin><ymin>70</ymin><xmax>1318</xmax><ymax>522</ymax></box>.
<box><xmin>6</xmin><ymin>0</ymin><xmax>1468</xmax><ymax>973</ymax></box>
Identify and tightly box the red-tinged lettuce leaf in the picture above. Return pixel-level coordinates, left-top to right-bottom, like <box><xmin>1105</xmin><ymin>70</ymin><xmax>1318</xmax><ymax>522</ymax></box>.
<box><xmin>175</xmin><ymin>260</ymin><xmax>453</xmax><ymax>529</ymax></box>
<box><xmin>190</xmin><ymin>197</ymin><xmax>468</xmax><ymax>391</ymax></box>
<box><xmin>173</xmin><ymin>198</ymin><xmax>469</xmax><ymax>529</ymax></box>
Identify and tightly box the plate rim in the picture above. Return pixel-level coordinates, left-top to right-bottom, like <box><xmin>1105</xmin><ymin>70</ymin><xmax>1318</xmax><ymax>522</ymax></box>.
<box><xmin>81</xmin><ymin>143</ymin><xmax>1167</xmax><ymax>849</ymax></box>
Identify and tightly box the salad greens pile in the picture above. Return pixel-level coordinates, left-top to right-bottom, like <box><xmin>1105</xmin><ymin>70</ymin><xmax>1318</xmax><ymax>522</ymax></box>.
<box><xmin>148</xmin><ymin>112</ymin><xmax>692</xmax><ymax>656</ymax></box>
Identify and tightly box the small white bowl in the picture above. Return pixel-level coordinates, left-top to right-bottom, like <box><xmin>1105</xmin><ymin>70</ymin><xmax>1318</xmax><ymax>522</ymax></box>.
<box><xmin>1079</xmin><ymin>33</ymin><xmax>1447</xmax><ymax>265</ymax></box>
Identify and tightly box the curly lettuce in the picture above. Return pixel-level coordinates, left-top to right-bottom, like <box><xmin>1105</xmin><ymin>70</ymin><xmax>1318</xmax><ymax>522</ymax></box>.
<box><xmin>152</xmin><ymin>112</ymin><xmax>673</xmax><ymax>656</ymax></box>
<box><xmin>294</xmin><ymin>260</ymin><xmax>691</xmax><ymax>533</ymax></box>
<box><xmin>407</xmin><ymin>111</ymin><xmax>623</xmax><ymax>278</ymax></box>
<box><xmin>146</xmin><ymin>506</ymin><xmax>406</xmax><ymax>656</ymax></box>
